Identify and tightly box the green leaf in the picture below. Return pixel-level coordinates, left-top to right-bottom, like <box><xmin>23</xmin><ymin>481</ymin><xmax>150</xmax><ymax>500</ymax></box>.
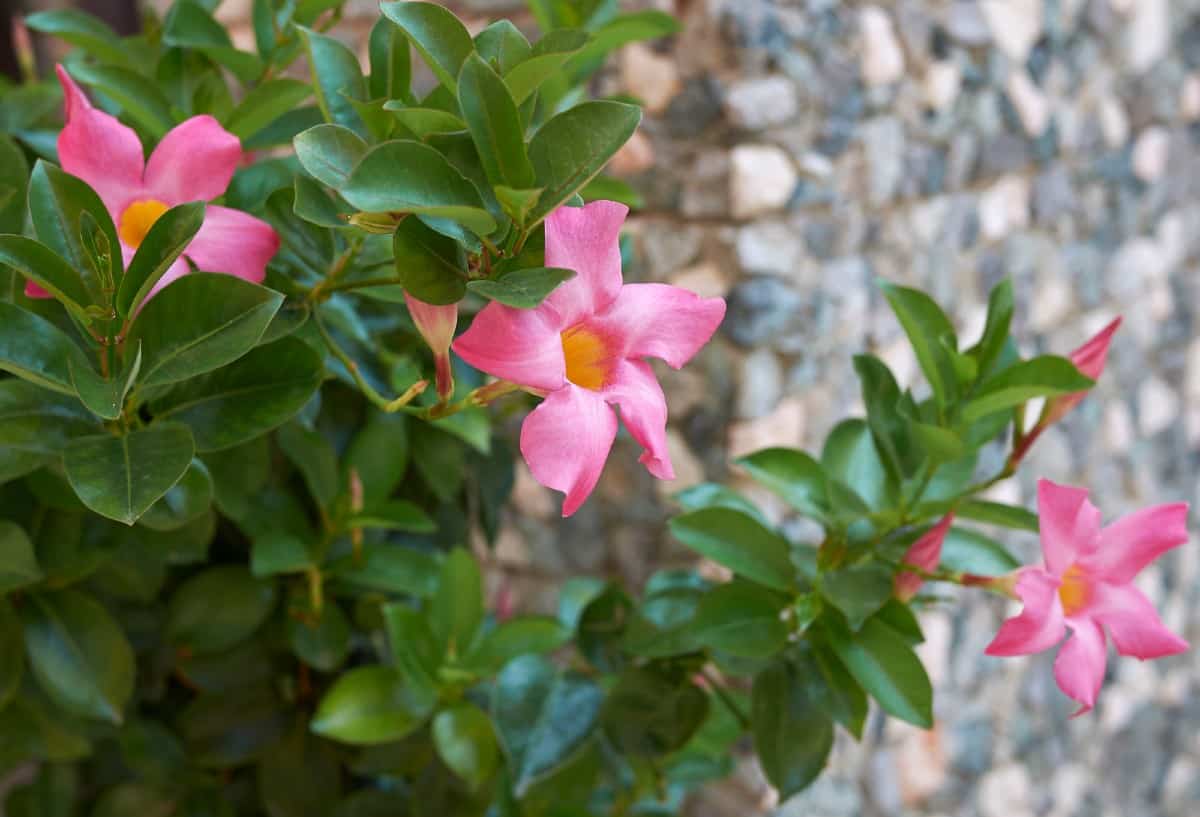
<box><xmin>939</xmin><ymin>527</ymin><xmax>1021</xmax><ymax>576</ymax></box>
<box><xmin>0</xmin><ymin>380</ymin><xmax>96</xmax><ymax>454</ymax></box>
<box><xmin>0</xmin><ymin>235</ymin><xmax>91</xmax><ymax>314</ymax></box>
<box><xmin>311</xmin><ymin>666</ymin><xmax>433</xmax><ymax>744</ymax></box>
<box><xmin>163</xmin><ymin>0</ymin><xmax>262</xmax><ymax>83</ymax></box>
<box><xmin>224</xmin><ymin>79</ymin><xmax>313</xmax><ymax>142</ymax></box>
<box><xmin>879</xmin><ymin>280</ymin><xmax>959</xmax><ymax>409</ymax></box>
<box><xmin>956</xmin><ymin>499</ymin><xmax>1039</xmax><ymax>532</ymax></box>
<box><xmin>669</xmin><ymin>508</ymin><xmax>795</xmax><ymax>592</ymax></box>
<box><xmin>602</xmin><ymin>668</ymin><xmax>709</xmax><ymax>757</ymax></box>
<box><xmin>382</xmin><ymin>104</ymin><xmax>467</xmax><ymax>138</ymax></box>
<box><xmin>527</xmin><ymin>100</ymin><xmax>640</xmax><ymax>226</ymax></box>
<box><xmin>433</xmin><ymin>704</ymin><xmax>501</xmax><ymax>790</ymax></box>
<box><xmin>963</xmin><ymin>355</ymin><xmax>1094</xmax><ymax>423</ymax></box>
<box><xmin>116</xmin><ymin>202</ymin><xmax>206</xmax><ymax>317</ymax></box>
<box><xmin>431</xmin><ymin>548</ymin><xmax>483</xmax><ymax>659</ymax></box>
<box><xmin>166</xmin><ymin>566</ymin><xmax>277</xmax><ymax>654</ymax></box>
<box><xmin>342</xmin><ymin>141</ymin><xmax>496</xmax><ymax>235</ymax></box>
<box><xmin>251</xmin><ymin>532</ymin><xmax>313</xmax><ymax>577</ymax></box>
<box><xmin>491</xmin><ymin>655</ymin><xmax>603</xmax><ymax>795</ymax></box>
<box><xmin>177</xmin><ymin>684</ymin><xmax>288</xmax><ymax>767</ymax></box>
<box><xmin>256</xmin><ymin>725</ymin><xmax>342</xmax><ymax>817</ymax></box>
<box><xmin>0</xmin><ymin>599</ymin><xmax>22</xmax><ymax>709</ymax></box>
<box><xmin>458</xmin><ymin>53</ymin><xmax>536</xmax><ymax>189</ymax></box>
<box><xmin>20</xmin><ymin>589</ymin><xmax>135</xmax><ymax>724</ymax></box>
<box><xmin>853</xmin><ymin>354</ymin><xmax>921</xmax><ymax>479</ymax></box>
<box><xmin>27</xmin><ymin>160</ymin><xmax>121</xmax><ymax>304</ymax></box>
<box><xmin>67</xmin><ymin>63</ymin><xmax>175</xmax><ymax>139</ymax></box>
<box><xmin>138</xmin><ymin>458</ymin><xmax>213</xmax><ymax>531</ymax></box>
<box><xmin>751</xmin><ymin>657</ymin><xmax>834</xmax><ymax>798</ymax></box>
<box><xmin>380</xmin><ymin>1</ymin><xmax>474</xmax><ymax>93</ymax></box>
<box><xmin>296</xmin><ymin>25</ymin><xmax>366</xmax><ymax>134</ymax></box>
<box><xmin>580</xmin><ymin>174</ymin><xmax>644</xmax><ymax>208</ymax></box>
<box><xmin>909</xmin><ymin>421</ymin><xmax>965</xmax><ymax>463</ymax></box>
<box><xmin>329</xmin><ymin>545</ymin><xmax>439</xmax><ymax>598</ymax></box>
<box><xmin>461</xmin><ymin>617</ymin><xmax>571</xmax><ymax>673</ymax></box>
<box><xmin>494</xmin><ymin>185</ymin><xmax>543</xmax><ymax>227</ymax></box>
<box><xmin>807</xmin><ymin>646</ymin><xmax>867</xmax><ymax>739</ymax></box>
<box><xmin>294</xmin><ymin>124</ymin><xmax>369</xmax><ymax>189</ymax></box>
<box><xmin>368</xmin><ymin>15</ymin><xmax>412</xmax><ymax>101</ymax></box>
<box><xmin>69</xmin><ymin>344</ymin><xmax>140</xmax><ymax>421</ymax></box>
<box><xmin>467</xmin><ymin>267</ymin><xmax>574</xmax><ymax>308</ymax></box>
<box><xmin>151</xmin><ymin>337</ymin><xmax>325</xmax><ymax>452</ymax></box>
<box><xmin>821</xmin><ymin>418</ymin><xmax>895</xmax><ymax>513</ymax></box>
<box><xmin>969</xmin><ymin>278</ymin><xmax>1015</xmax><ymax>378</ymax></box>
<box><xmin>288</xmin><ymin>601</ymin><xmax>351</xmax><ymax>672</ymax></box>
<box><xmin>127</xmin><ymin>272</ymin><xmax>283</xmax><ymax>386</ymax></box>
<box><xmin>474</xmin><ymin>20</ymin><xmax>531</xmax><ymax>73</ymax></box>
<box><xmin>350</xmin><ymin>500</ymin><xmax>435</xmax><ymax>533</ymax></box>
<box><xmin>820</xmin><ymin>563</ymin><xmax>894</xmax><ymax>631</ymax></box>
<box><xmin>381</xmin><ymin>602</ymin><xmax>440</xmax><ymax>700</ymax></box>
<box><xmin>0</xmin><ymin>301</ymin><xmax>93</xmax><ymax>393</ymax></box>
<box><xmin>567</xmin><ymin>10</ymin><xmax>680</xmax><ymax>70</ymax></box>
<box><xmin>0</xmin><ymin>134</ymin><xmax>29</xmax><ymax>234</ymax></box>
<box><xmin>24</xmin><ymin>9</ymin><xmax>128</xmax><ymax>66</ymax></box>
<box><xmin>503</xmin><ymin>29</ymin><xmax>591</xmax><ymax>105</ymax></box>
<box><xmin>389</xmin><ymin>216</ymin><xmax>468</xmax><ymax>305</ymax></box>
<box><xmin>819</xmin><ymin>612</ymin><xmax>933</xmax><ymax>728</ymax></box>
<box><xmin>680</xmin><ymin>582</ymin><xmax>788</xmax><ymax>658</ymax></box>
<box><xmin>673</xmin><ymin>482</ymin><xmax>769</xmax><ymax>524</ymax></box>
<box><xmin>277</xmin><ymin>421</ymin><xmax>339</xmax><ymax>508</ymax></box>
<box><xmin>735</xmin><ymin>448</ymin><xmax>831</xmax><ymax>520</ymax></box>
<box><xmin>294</xmin><ymin>176</ymin><xmax>347</xmax><ymax>228</ymax></box>
<box><xmin>0</xmin><ymin>520</ymin><xmax>42</xmax><ymax>594</ymax></box>
<box><xmin>63</xmin><ymin>424</ymin><xmax>195</xmax><ymax>525</ymax></box>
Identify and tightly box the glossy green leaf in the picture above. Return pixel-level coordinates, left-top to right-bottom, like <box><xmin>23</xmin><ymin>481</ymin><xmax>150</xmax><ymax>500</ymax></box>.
<box><xmin>820</xmin><ymin>419</ymin><xmax>895</xmax><ymax>512</ymax></box>
<box><xmin>820</xmin><ymin>563</ymin><xmax>893</xmax><ymax>631</ymax></box>
<box><xmin>669</xmin><ymin>508</ymin><xmax>795</xmax><ymax>592</ymax></box>
<box><xmin>853</xmin><ymin>354</ymin><xmax>920</xmax><ymax>479</ymax></box>
<box><xmin>963</xmin><ymin>355</ymin><xmax>1094</xmax><ymax>422</ymax></box>
<box><xmin>491</xmin><ymin>655</ymin><xmax>603</xmax><ymax>795</ymax></box>
<box><xmin>431</xmin><ymin>548</ymin><xmax>483</xmax><ymax>658</ymax></box>
<box><xmin>311</xmin><ymin>666</ymin><xmax>433</xmax><ymax>744</ymax></box>
<box><xmin>503</xmin><ymin>29</ymin><xmax>591</xmax><ymax>104</ymax></box>
<box><xmin>474</xmin><ymin>20</ymin><xmax>531</xmax><ymax>73</ymax></box>
<box><xmin>24</xmin><ymin>9</ymin><xmax>128</xmax><ymax>66</ymax></box>
<box><xmin>806</xmin><ymin>646</ymin><xmax>868</xmax><ymax>740</ymax></box>
<box><xmin>0</xmin><ymin>236</ymin><xmax>90</xmax><ymax>314</ymax></box>
<box><xmin>151</xmin><ymin>337</ymin><xmax>325</xmax><ymax>451</ymax></box>
<box><xmin>673</xmin><ymin>482</ymin><xmax>768</xmax><ymax>524</ymax></box>
<box><xmin>63</xmin><ymin>424</ymin><xmax>195</xmax><ymax>525</ymax></box>
<box><xmin>342</xmin><ymin>141</ymin><xmax>496</xmax><ymax>235</ymax></box>
<box><xmin>879</xmin><ymin>280</ymin><xmax>959</xmax><ymax>409</ymax></box>
<box><xmin>381</xmin><ymin>602</ymin><xmax>440</xmax><ymax>701</ymax></box>
<box><xmin>0</xmin><ymin>520</ymin><xmax>42</xmax><ymax>594</ymax></box>
<box><xmin>467</xmin><ymin>267</ymin><xmax>574</xmax><ymax>308</ymax></box>
<box><xmin>956</xmin><ymin>499</ymin><xmax>1039</xmax><ymax>532</ymax></box>
<box><xmin>751</xmin><ymin>657</ymin><xmax>834</xmax><ymax>799</ymax></box>
<box><xmin>163</xmin><ymin>0</ymin><xmax>262</xmax><ymax>83</ymax></box>
<box><xmin>288</xmin><ymin>601</ymin><xmax>351</xmax><ymax>672</ymax></box>
<box><xmin>138</xmin><ymin>458</ymin><xmax>213</xmax><ymax>531</ymax></box>
<box><xmin>368</xmin><ymin>15</ymin><xmax>412</xmax><ymax>100</ymax></box>
<box><xmin>67</xmin><ymin>63</ymin><xmax>174</xmax><ymax>139</ymax></box>
<box><xmin>329</xmin><ymin>545</ymin><xmax>439</xmax><ymax>598</ymax></box>
<box><xmin>527</xmin><ymin>101</ymin><xmax>640</xmax><ymax>225</ymax></box>
<box><xmin>257</xmin><ymin>725</ymin><xmax>342</xmax><ymax>817</ymax></box>
<box><xmin>909</xmin><ymin>421</ymin><xmax>965</xmax><ymax>463</ymax></box>
<box><xmin>69</xmin><ymin>344</ymin><xmax>140</xmax><ymax>421</ymax></box>
<box><xmin>602</xmin><ymin>668</ymin><xmax>709</xmax><ymax>757</ymax></box>
<box><xmin>277</xmin><ymin>421</ymin><xmax>339</xmax><ymax>507</ymax></box>
<box><xmin>351</xmin><ymin>499</ymin><xmax>435</xmax><ymax>533</ymax></box>
<box><xmin>968</xmin><ymin>278</ymin><xmax>1014</xmax><ymax>378</ymax></box>
<box><xmin>380</xmin><ymin>1</ymin><xmax>474</xmax><ymax>92</ymax></box>
<box><xmin>939</xmin><ymin>527</ymin><xmax>1021</xmax><ymax>576</ymax></box>
<box><xmin>127</xmin><ymin>272</ymin><xmax>283</xmax><ymax>386</ymax></box>
<box><xmin>461</xmin><ymin>617</ymin><xmax>571</xmax><ymax>672</ymax></box>
<box><xmin>20</xmin><ymin>589</ymin><xmax>134</xmax><ymax>724</ymax></box>
<box><xmin>381</xmin><ymin>104</ymin><xmax>467</xmax><ymax>138</ymax></box>
<box><xmin>680</xmin><ymin>582</ymin><xmax>788</xmax><ymax>658</ymax></box>
<box><xmin>166</xmin><ymin>566</ymin><xmax>277</xmax><ymax>654</ymax></box>
<box><xmin>735</xmin><ymin>447</ymin><xmax>831</xmax><ymax>520</ymax></box>
<box><xmin>388</xmin><ymin>216</ymin><xmax>469</xmax><ymax>305</ymax></box>
<box><xmin>297</xmin><ymin>26</ymin><xmax>366</xmax><ymax>134</ymax></box>
<box><xmin>819</xmin><ymin>612</ymin><xmax>933</xmax><ymax>728</ymax></box>
<box><xmin>433</xmin><ymin>704</ymin><xmax>501</xmax><ymax>790</ymax></box>
<box><xmin>116</xmin><ymin>202</ymin><xmax>206</xmax><ymax>318</ymax></box>
<box><xmin>177</xmin><ymin>684</ymin><xmax>288</xmax><ymax>767</ymax></box>
<box><xmin>0</xmin><ymin>134</ymin><xmax>28</xmax><ymax>234</ymax></box>
<box><xmin>224</xmin><ymin>80</ymin><xmax>313</xmax><ymax>142</ymax></box>
<box><xmin>458</xmin><ymin>53</ymin><xmax>536</xmax><ymax>189</ymax></box>
<box><xmin>250</xmin><ymin>532</ymin><xmax>312</xmax><ymax>577</ymax></box>
<box><xmin>294</xmin><ymin>124</ymin><xmax>369</xmax><ymax>189</ymax></box>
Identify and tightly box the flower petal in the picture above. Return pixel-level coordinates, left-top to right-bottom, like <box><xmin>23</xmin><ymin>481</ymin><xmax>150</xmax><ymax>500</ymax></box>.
<box><xmin>24</xmin><ymin>281</ymin><xmax>51</xmax><ymax>299</ymax></box>
<box><xmin>541</xmin><ymin>200</ymin><xmax>628</xmax><ymax>325</ymax></box>
<box><xmin>1088</xmin><ymin>502</ymin><xmax>1190</xmax><ymax>584</ymax></box>
<box><xmin>1070</xmin><ymin>316</ymin><xmax>1121</xmax><ymax>380</ymax></box>
<box><xmin>452</xmin><ymin>302</ymin><xmax>566</xmax><ymax>392</ymax></box>
<box><xmin>1091</xmin><ymin>582</ymin><xmax>1188</xmax><ymax>660</ymax></box>
<box><xmin>591</xmin><ymin>283</ymin><xmax>726</xmax><ymax>369</ymax></box>
<box><xmin>520</xmin><ymin>384</ymin><xmax>618</xmax><ymax>517</ymax></box>
<box><xmin>1037</xmin><ymin>479</ymin><xmax>1100</xmax><ymax>575</ymax></box>
<box><xmin>603</xmin><ymin>359</ymin><xmax>673</xmax><ymax>480</ymax></box>
<box><xmin>984</xmin><ymin>568</ymin><xmax>1066</xmax><ymax>656</ymax></box>
<box><xmin>54</xmin><ymin>64</ymin><xmax>144</xmax><ymax>216</ymax></box>
<box><xmin>895</xmin><ymin>512</ymin><xmax>954</xmax><ymax>601</ymax></box>
<box><xmin>183</xmin><ymin>205</ymin><xmax>279</xmax><ymax>285</ymax></box>
<box><xmin>143</xmin><ymin>116</ymin><xmax>241</xmax><ymax>205</ymax></box>
<box><xmin>1052</xmin><ymin>618</ymin><xmax>1107</xmax><ymax>715</ymax></box>
<box><xmin>144</xmin><ymin>257</ymin><xmax>193</xmax><ymax>301</ymax></box>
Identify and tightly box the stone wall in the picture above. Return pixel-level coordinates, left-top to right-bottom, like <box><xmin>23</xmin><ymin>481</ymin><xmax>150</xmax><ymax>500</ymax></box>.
<box><xmin>124</xmin><ymin>0</ymin><xmax>1200</xmax><ymax>813</ymax></box>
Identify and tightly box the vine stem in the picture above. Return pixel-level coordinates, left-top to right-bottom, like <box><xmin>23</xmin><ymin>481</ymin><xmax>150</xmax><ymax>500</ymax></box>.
<box><xmin>313</xmin><ymin>309</ymin><xmax>428</xmax><ymax>412</ymax></box>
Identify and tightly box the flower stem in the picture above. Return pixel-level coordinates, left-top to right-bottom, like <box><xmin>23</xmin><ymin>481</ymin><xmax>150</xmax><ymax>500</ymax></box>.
<box><xmin>313</xmin><ymin>310</ymin><xmax>428</xmax><ymax>413</ymax></box>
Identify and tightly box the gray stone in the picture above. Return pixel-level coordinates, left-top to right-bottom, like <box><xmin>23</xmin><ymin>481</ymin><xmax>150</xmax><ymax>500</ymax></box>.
<box><xmin>722</xmin><ymin>276</ymin><xmax>804</xmax><ymax>347</ymax></box>
<box><xmin>736</xmin><ymin>220</ymin><xmax>805</xmax><ymax>276</ymax></box>
<box><xmin>1033</xmin><ymin>163</ymin><xmax>1075</xmax><ymax>225</ymax></box>
<box><xmin>860</xmin><ymin>116</ymin><xmax>907</xmax><ymax>204</ymax></box>
<box><xmin>724</xmin><ymin>76</ymin><xmax>800</xmax><ymax>130</ymax></box>
<box><xmin>736</xmin><ymin>347</ymin><xmax>784</xmax><ymax>419</ymax></box>
<box><xmin>944</xmin><ymin>2</ymin><xmax>992</xmax><ymax>45</ymax></box>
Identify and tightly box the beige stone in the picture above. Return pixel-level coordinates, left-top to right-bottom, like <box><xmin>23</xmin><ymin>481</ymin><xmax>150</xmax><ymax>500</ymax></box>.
<box><xmin>727</xmin><ymin>397</ymin><xmax>805</xmax><ymax>459</ymax></box>
<box><xmin>860</xmin><ymin>7</ymin><xmax>906</xmax><ymax>87</ymax></box>
<box><xmin>609</xmin><ymin>129</ymin><xmax>656</xmax><ymax>176</ymax></box>
<box><xmin>1132</xmin><ymin>126</ymin><xmax>1170</xmax><ymax>183</ymax></box>
<box><xmin>669</xmin><ymin>262</ymin><xmax>731</xmax><ymax>299</ymax></box>
<box><xmin>924</xmin><ymin>61</ymin><xmax>962</xmax><ymax>111</ymax></box>
<box><xmin>729</xmin><ymin>144</ymin><xmax>798</xmax><ymax>219</ymax></box>
<box><xmin>620</xmin><ymin>43</ymin><xmax>681</xmax><ymax>115</ymax></box>
<box><xmin>981</xmin><ymin>0</ymin><xmax>1042</xmax><ymax>63</ymax></box>
<box><xmin>1006</xmin><ymin>70</ymin><xmax>1050</xmax><ymax>136</ymax></box>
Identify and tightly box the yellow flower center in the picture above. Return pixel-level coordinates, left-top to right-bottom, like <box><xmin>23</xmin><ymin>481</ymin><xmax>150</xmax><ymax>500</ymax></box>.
<box><xmin>1058</xmin><ymin>565</ymin><xmax>1091</xmax><ymax>616</ymax></box>
<box><xmin>561</xmin><ymin>325</ymin><xmax>611</xmax><ymax>390</ymax></box>
<box><xmin>118</xmin><ymin>199</ymin><xmax>170</xmax><ymax>249</ymax></box>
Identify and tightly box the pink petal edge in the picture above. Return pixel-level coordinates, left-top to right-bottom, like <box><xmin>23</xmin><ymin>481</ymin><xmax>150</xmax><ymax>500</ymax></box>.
<box><xmin>143</xmin><ymin>115</ymin><xmax>242</xmax><ymax>205</ymax></box>
<box><xmin>603</xmin><ymin>359</ymin><xmax>674</xmax><ymax>480</ymax></box>
<box><xmin>519</xmin><ymin>384</ymin><xmax>618</xmax><ymax>517</ymax></box>
<box><xmin>540</xmin><ymin>200</ymin><xmax>629</xmax><ymax>326</ymax></box>
<box><xmin>984</xmin><ymin>568</ymin><xmax>1067</xmax><ymax>657</ymax></box>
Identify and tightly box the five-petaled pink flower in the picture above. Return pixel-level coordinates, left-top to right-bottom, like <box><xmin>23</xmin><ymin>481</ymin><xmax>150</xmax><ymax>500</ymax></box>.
<box><xmin>26</xmin><ymin>65</ymin><xmax>278</xmax><ymax>301</ymax></box>
<box><xmin>895</xmin><ymin>512</ymin><xmax>954</xmax><ymax>602</ymax></box>
<box><xmin>453</xmin><ymin>200</ymin><xmax>725</xmax><ymax>516</ymax></box>
<box><xmin>985</xmin><ymin>479</ymin><xmax>1189</xmax><ymax>715</ymax></box>
<box><xmin>1011</xmin><ymin>318</ymin><xmax>1121</xmax><ymax>465</ymax></box>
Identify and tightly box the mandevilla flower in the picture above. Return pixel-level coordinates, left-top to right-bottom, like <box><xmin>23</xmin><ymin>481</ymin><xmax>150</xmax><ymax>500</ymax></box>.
<box><xmin>453</xmin><ymin>200</ymin><xmax>725</xmax><ymax>516</ymax></box>
<box><xmin>26</xmin><ymin>65</ymin><xmax>278</xmax><ymax>301</ymax></box>
<box><xmin>985</xmin><ymin>479</ymin><xmax>1189</xmax><ymax>714</ymax></box>
<box><xmin>1010</xmin><ymin>318</ymin><xmax>1121</xmax><ymax>466</ymax></box>
<box><xmin>895</xmin><ymin>512</ymin><xmax>954</xmax><ymax>602</ymax></box>
<box><xmin>404</xmin><ymin>294</ymin><xmax>457</xmax><ymax>401</ymax></box>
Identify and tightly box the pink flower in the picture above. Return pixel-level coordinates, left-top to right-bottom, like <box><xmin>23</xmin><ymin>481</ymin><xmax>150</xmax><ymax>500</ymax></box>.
<box><xmin>404</xmin><ymin>293</ymin><xmax>457</xmax><ymax>401</ymax></box>
<box><xmin>985</xmin><ymin>479</ymin><xmax>1189</xmax><ymax>715</ymax></box>
<box><xmin>1011</xmin><ymin>318</ymin><xmax>1120</xmax><ymax>465</ymax></box>
<box><xmin>452</xmin><ymin>201</ymin><xmax>725</xmax><ymax>516</ymax></box>
<box><xmin>26</xmin><ymin>66</ymin><xmax>278</xmax><ymax>301</ymax></box>
<box><xmin>895</xmin><ymin>512</ymin><xmax>954</xmax><ymax>602</ymax></box>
